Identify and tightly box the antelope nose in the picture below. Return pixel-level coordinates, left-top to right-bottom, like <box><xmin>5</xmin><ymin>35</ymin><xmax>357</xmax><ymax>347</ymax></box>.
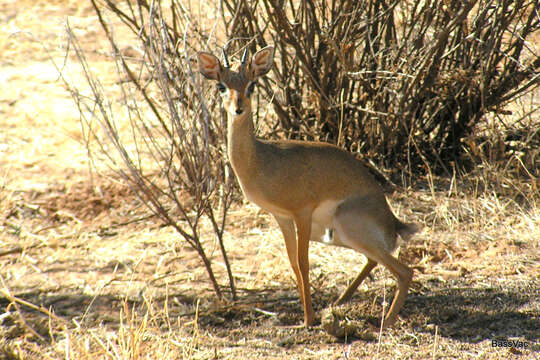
<box><xmin>234</xmin><ymin>97</ymin><xmax>243</xmax><ymax>114</ymax></box>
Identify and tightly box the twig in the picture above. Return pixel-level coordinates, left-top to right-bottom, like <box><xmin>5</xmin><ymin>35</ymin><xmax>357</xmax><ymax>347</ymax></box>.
<box><xmin>0</xmin><ymin>290</ymin><xmax>67</xmax><ymax>325</ymax></box>
<box><xmin>0</xmin><ymin>242</ymin><xmax>41</xmax><ymax>258</ymax></box>
<box><xmin>0</xmin><ymin>275</ymin><xmax>66</xmax><ymax>343</ymax></box>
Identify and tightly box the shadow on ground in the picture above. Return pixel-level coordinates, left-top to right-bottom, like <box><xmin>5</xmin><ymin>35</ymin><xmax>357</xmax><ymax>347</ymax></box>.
<box><xmin>403</xmin><ymin>278</ymin><xmax>539</xmax><ymax>343</ymax></box>
<box><xmin>1</xmin><ymin>276</ymin><xmax>537</xmax><ymax>348</ymax></box>
<box><xmin>192</xmin><ymin>277</ymin><xmax>538</xmax><ymax>345</ymax></box>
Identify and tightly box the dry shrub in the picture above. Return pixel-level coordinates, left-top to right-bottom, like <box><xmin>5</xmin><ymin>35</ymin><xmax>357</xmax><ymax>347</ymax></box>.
<box><xmin>63</xmin><ymin>1</ymin><xmax>237</xmax><ymax>299</ymax></box>
<box><xmin>224</xmin><ymin>0</ymin><xmax>540</xmax><ymax>180</ymax></box>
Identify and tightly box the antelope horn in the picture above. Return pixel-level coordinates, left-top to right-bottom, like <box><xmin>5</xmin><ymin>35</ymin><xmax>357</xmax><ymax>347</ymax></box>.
<box><xmin>241</xmin><ymin>47</ymin><xmax>248</xmax><ymax>65</ymax></box>
<box><xmin>222</xmin><ymin>48</ymin><xmax>230</xmax><ymax>68</ymax></box>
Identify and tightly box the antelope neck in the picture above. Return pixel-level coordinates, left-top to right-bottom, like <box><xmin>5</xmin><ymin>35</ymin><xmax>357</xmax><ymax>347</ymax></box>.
<box><xmin>227</xmin><ymin>110</ymin><xmax>258</xmax><ymax>178</ymax></box>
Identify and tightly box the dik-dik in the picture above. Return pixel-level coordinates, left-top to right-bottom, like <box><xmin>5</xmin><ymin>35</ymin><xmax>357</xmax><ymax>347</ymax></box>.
<box><xmin>198</xmin><ymin>46</ymin><xmax>418</xmax><ymax>328</ymax></box>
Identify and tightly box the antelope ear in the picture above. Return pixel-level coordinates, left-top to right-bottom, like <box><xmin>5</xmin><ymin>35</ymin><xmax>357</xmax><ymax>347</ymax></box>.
<box><xmin>250</xmin><ymin>46</ymin><xmax>274</xmax><ymax>78</ymax></box>
<box><xmin>198</xmin><ymin>52</ymin><xmax>221</xmax><ymax>80</ymax></box>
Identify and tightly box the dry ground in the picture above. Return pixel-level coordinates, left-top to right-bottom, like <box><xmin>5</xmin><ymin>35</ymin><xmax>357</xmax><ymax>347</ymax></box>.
<box><xmin>1</xmin><ymin>1</ymin><xmax>539</xmax><ymax>359</ymax></box>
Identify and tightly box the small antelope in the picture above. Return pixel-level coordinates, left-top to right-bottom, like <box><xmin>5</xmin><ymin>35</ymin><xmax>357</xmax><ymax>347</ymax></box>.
<box><xmin>198</xmin><ymin>45</ymin><xmax>418</xmax><ymax>328</ymax></box>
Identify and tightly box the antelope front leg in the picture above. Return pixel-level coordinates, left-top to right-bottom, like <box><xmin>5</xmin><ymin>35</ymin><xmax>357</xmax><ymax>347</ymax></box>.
<box><xmin>274</xmin><ymin>216</ymin><xmax>305</xmax><ymax>307</ymax></box>
<box><xmin>294</xmin><ymin>212</ymin><xmax>315</xmax><ymax>327</ymax></box>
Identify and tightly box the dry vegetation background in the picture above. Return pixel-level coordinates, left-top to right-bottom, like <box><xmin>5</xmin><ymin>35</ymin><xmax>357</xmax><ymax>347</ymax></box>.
<box><xmin>1</xmin><ymin>0</ymin><xmax>539</xmax><ymax>359</ymax></box>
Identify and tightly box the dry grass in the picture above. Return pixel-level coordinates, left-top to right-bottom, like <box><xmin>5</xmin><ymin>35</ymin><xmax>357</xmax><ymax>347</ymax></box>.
<box><xmin>1</xmin><ymin>1</ymin><xmax>539</xmax><ymax>359</ymax></box>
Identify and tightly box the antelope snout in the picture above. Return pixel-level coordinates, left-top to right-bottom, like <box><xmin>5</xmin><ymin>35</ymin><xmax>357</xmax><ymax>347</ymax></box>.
<box><xmin>227</xmin><ymin>103</ymin><xmax>243</xmax><ymax>116</ymax></box>
<box><xmin>228</xmin><ymin>95</ymin><xmax>245</xmax><ymax>116</ymax></box>
<box><xmin>233</xmin><ymin>97</ymin><xmax>244</xmax><ymax>115</ymax></box>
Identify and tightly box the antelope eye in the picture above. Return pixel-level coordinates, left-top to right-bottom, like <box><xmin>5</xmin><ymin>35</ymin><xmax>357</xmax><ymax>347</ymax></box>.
<box><xmin>217</xmin><ymin>82</ymin><xmax>227</xmax><ymax>93</ymax></box>
<box><xmin>246</xmin><ymin>81</ymin><xmax>256</xmax><ymax>96</ymax></box>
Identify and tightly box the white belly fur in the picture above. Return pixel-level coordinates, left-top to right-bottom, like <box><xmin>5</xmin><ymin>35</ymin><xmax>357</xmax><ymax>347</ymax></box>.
<box><xmin>242</xmin><ymin>183</ymin><xmax>348</xmax><ymax>247</ymax></box>
<box><xmin>312</xmin><ymin>199</ymin><xmax>341</xmax><ymax>229</ymax></box>
<box><xmin>311</xmin><ymin>199</ymin><xmax>349</xmax><ymax>246</ymax></box>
